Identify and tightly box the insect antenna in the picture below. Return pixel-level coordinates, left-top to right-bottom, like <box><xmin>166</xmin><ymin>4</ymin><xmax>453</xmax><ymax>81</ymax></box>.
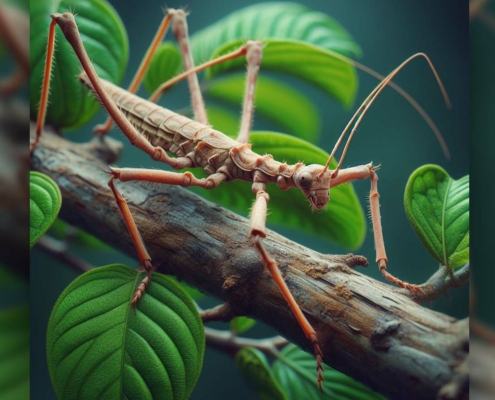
<box><xmin>321</xmin><ymin>53</ymin><xmax>451</xmax><ymax>177</ymax></box>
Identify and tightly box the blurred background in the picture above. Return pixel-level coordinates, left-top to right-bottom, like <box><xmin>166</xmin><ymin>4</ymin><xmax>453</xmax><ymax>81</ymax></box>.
<box><xmin>0</xmin><ymin>0</ymin><xmax>29</xmax><ymax>399</ymax></box>
<box><xmin>470</xmin><ymin>0</ymin><xmax>495</xmax><ymax>399</ymax></box>
<box><xmin>27</xmin><ymin>0</ymin><xmax>472</xmax><ymax>399</ymax></box>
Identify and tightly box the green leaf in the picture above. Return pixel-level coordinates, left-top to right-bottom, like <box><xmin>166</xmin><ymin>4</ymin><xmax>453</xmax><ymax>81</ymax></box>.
<box><xmin>206</xmin><ymin>75</ymin><xmax>321</xmax><ymax>141</ymax></box>
<box><xmin>206</xmin><ymin>39</ymin><xmax>358</xmax><ymax>109</ymax></box>
<box><xmin>272</xmin><ymin>344</ymin><xmax>384</xmax><ymax>400</ymax></box>
<box><xmin>230</xmin><ymin>316</ymin><xmax>256</xmax><ymax>334</ymax></box>
<box><xmin>235</xmin><ymin>347</ymin><xmax>287</xmax><ymax>400</ymax></box>
<box><xmin>143</xmin><ymin>41</ymin><xmax>181</xmax><ymax>95</ymax></box>
<box><xmin>47</xmin><ymin>264</ymin><xmax>205</xmax><ymax>400</ymax></box>
<box><xmin>195</xmin><ymin>132</ymin><xmax>365</xmax><ymax>249</ymax></box>
<box><xmin>190</xmin><ymin>3</ymin><xmax>361</xmax><ymax>63</ymax></box>
<box><xmin>0</xmin><ymin>307</ymin><xmax>30</xmax><ymax>400</ymax></box>
<box><xmin>404</xmin><ymin>165</ymin><xmax>469</xmax><ymax>269</ymax></box>
<box><xmin>30</xmin><ymin>0</ymin><xmax>128</xmax><ymax>129</ymax></box>
<box><xmin>30</xmin><ymin>171</ymin><xmax>62</xmax><ymax>248</ymax></box>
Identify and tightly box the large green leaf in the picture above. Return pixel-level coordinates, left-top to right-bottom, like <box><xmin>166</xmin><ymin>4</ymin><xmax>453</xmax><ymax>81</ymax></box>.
<box><xmin>404</xmin><ymin>165</ymin><xmax>469</xmax><ymax>269</ymax></box>
<box><xmin>205</xmin><ymin>39</ymin><xmax>358</xmax><ymax>109</ymax></box>
<box><xmin>195</xmin><ymin>131</ymin><xmax>365</xmax><ymax>250</ymax></box>
<box><xmin>30</xmin><ymin>0</ymin><xmax>128</xmax><ymax>129</ymax></box>
<box><xmin>30</xmin><ymin>171</ymin><xmax>62</xmax><ymax>248</ymax></box>
<box><xmin>0</xmin><ymin>307</ymin><xmax>29</xmax><ymax>400</ymax></box>
<box><xmin>190</xmin><ymin>3</ymin><xmax>361</xmax><ymax>63</ymax></box>
<box><xmin>235</xmin><ymin>347</ymin><xmax>287</xmax><ymax>400</ymax></box>
<box><xmin>47</xmin><ymin>264</ymin><xmax>205</xmax><ymax>400</ymax></box>
<box><xmin>206</xmin><ymin>74</ymin><xmax>321</xmax><ymax>141</ymax></box>
<box><xmin>272</xmin><ymin>344</ymin><xmax>384</xmax><ymax>400</ymax></box>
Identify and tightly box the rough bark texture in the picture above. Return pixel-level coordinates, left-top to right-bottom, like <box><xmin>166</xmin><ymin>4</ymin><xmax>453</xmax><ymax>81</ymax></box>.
<box><xmin>31</xmin><ymin>127</ymin><xmax>468</xmax><ymax>400</ymax></box>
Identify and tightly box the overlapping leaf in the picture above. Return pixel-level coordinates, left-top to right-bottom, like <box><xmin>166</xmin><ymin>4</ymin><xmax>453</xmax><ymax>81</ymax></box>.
<box><xmin>47</xmin><ymin>264</ymin><xmax>205</xmax><ymax>400</ymax></box>
<box><xmin>194</xmin><ymin>131</ymin><xmax>365</xmax><ymax>250</ymax></box>
<box><xmin>30</xmin><ymin>0</ymin><xmax>128</xmax><ymax>129</ymax></box>
<box><xmin>190</xmin><ymin>2</ymin><xmax>361</xmax><ymax>62</ymax></box>
<box><xmin>188</xmin><ymin>3</ymin><xmax>359</xmax><ymax>109</ymax></box>
<box><xmin>272</xmin><ymin>345</ymin><xmax>384</xmax><ymax>400</ymax></box>
<box><xmin>235</xmin><ymin>347</ymin><xmax>287</xmax><ymax>400</ymax></box>
<box><xmin>30</xmin><ymin>172</ymin><xmax>62</xmax><ymax>248</ymax></box>
<box><xmin>404</xmin><ymin>165</ymin><xmax>469</xmax><ymax>269</ymax></box>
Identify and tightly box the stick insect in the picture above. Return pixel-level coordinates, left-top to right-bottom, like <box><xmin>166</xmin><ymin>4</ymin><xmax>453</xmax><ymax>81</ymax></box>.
<box><xmin>34</xmin><ymin>7</ymin><xmax>452</xmax><ymax>390</ymax></box>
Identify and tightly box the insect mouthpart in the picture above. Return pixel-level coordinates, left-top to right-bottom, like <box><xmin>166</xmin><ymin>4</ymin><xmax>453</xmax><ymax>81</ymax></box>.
<box><xmin>308</xmin><ymin>189</ymin><xmax>329</xmax><ymax>211</ymax></box>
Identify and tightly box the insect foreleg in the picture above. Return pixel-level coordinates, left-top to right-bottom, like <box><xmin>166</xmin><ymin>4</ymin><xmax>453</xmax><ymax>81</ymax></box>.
<box><xmin>105</xmin><ymin>167</ymin><xmax>228</xmax><ymax>304</ymax></box>
<box><xmin>249</xmin><ymin>180</ymin><xmax>324</xmax><ymax>390</ymax></box>
<box><xmin>331</xmin><ymin>164</ymin><xmax>421</xmax><ymax>292</ymax></box>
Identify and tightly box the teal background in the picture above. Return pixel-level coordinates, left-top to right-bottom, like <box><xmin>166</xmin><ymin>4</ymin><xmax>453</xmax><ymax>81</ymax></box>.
<box><xmin>30</xmin><ymin>1</ymin><xmax>469</xmax><ymax>399</ymax></box>
<box><xmin>471</xmin><ymin>2</ymin><xmax>495</xmax><ymax>331</ymax></box>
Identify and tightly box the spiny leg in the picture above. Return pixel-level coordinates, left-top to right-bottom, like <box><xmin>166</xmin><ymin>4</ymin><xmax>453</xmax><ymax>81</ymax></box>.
<box><xmin>105</xmin><ymin>166</ymin><xmax>227</xmax><ymax>304</ymax></box>
<box><xmin>330</xmin><ymin>164</ymin><xmax>421</xmax><ymax>292</ymax></box>
<box><xmin>249</xmin><ymin>178</ymin><xmax>324</xmax><ymax>389</ymax></box>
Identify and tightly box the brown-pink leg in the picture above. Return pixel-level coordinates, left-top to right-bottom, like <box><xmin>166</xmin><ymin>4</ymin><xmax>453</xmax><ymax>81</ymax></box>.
<box><xmin>49</xmin><ymin>13</ymin><xmax>191</xmax><ymax>168</ymax></box>
<box><xmin>105</xmin><ymin>167</ymin><xmax>227</xmax><ymax>304</ymax></box>
<box><xmin>236</xmin><ymin>41</ymin><xmax>263</xmax><ymax>144</ymax></box>
<box><xmin>331</xmin><ymin>164</ymin><xmax>421</xmax><ymax>292</ymax></box>
<box><xmin>93</xmin><ymin>11</ymin><xmax>173</xmax><ymax>135</ymax></box>
<box><xmin>249</xmin><ymin>180</ymin><xmax>324</xmax><ymax>390</ymax></box>
<box><xmin>170</xmin><ymin>9</ymin><xmax>208</xmax><ymax>125</ymax></box>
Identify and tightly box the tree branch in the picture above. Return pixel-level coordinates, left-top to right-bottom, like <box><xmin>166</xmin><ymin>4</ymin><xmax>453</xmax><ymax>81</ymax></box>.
<box><xmin>30</xmin><ymin>127</ymin><xmax>468</xmax><ymax>400</ymax></box>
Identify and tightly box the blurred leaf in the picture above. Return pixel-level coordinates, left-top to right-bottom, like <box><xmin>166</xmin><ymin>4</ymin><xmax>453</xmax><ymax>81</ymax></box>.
<box><xmin>206</xmin><ymin>105</ymin><xmax>240</xmax><ymax>136</ymax></box>
<box><xmin>190</xmin><ymin>3</ymin><xmax>361</xmax><ymax>63</ymax></box>
<box><xmin>235</xmin><ymin>347</ymin><xmax>287</xmax><ymax>400</ymax></box>
<box><xmin>30</xmin><ymin>0</ymin><xmax>128</xmax><ymax>129</ymax></box>
<box><xmin>404</xmin><ymin>165</ymin><xmax>469</xmax><ymax>269</ymax></box>
<box><xmin>195</xmin><ymin>131</ymin><xmax>365</xmax><ymax>250</ymax></box>
<box><xmin>0</xmin><ymin>307</ymin><xmax>29</xmax><ymax>400</ymax></box>
<box><xmin>47</xmin><ymin>264</ymin><xmax>205</xmax><ymax>400</ymax></box>
<box><xmin>143</xmin><ymin>41</ymin><xmax>181</xmax><ymax>95</ymax></box>
<box><xmin>0</xmin><ymin>264</ymin><xmax>26</xmax><ymax>289</ymax></box>
<box><xmin>230</xmin><ymin>316</ymin><xmax>256</xmax><ymax>334</ymax></box>
<box><xmin>272</xmin><ymin>344</ymin><xmax>384</xmax><ymax>400</ymax></box>
<box><xmin>49</xmin><ymin>218</ymin><xmax>112</xmax><ymax>251</ymax></box>
<box><xmin>30</xmin><ymin>171</ymin><xmax>61</xmax><ymax>248</ymax></box>
<box><xmin>206</xmin><ymin>75</ymin><xmax>321</xmax><ymax>141</ymax></box>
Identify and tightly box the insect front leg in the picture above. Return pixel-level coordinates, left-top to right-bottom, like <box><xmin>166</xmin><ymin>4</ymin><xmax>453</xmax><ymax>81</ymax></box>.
<box><xmin>249</xmin><ymin>177</ymin><xmax>324</xmax><ymax>390</ymax></box>
<box><xmin>104</xmin><ymin>167</ymin><xmax>227</xmax><ymax>303</ymax></box>
<box><xmin>331</xmin><ymin>163</ymin><xmax>421</xmax><ymax>292</ymax></box>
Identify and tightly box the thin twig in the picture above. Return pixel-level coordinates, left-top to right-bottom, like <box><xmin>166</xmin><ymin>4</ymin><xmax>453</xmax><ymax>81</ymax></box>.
<box><xmin>36</xmin><ymin>235</ymin><xmax>95</xmax><ymax>273</ymax></box>
<box><xmin>204</xmin><ymin>326</ymin><xmax>288</xmax><ymax>357</ymax></box>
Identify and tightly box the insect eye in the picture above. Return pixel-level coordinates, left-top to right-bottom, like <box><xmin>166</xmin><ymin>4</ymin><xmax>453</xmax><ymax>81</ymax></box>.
<box><xmin>299</xmin><ymin>172</ymin><xmax>313</xmax><ymax>188</ymax></box>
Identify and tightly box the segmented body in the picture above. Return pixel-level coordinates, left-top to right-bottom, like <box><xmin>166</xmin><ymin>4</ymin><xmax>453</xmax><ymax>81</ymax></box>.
<box><xmin>84</xmin><ymin>75</ymin><xmax>303</xmax><ymax>190</ymax></box>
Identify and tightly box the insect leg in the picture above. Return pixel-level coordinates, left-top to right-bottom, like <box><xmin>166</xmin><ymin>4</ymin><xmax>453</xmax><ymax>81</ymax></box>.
<box><xmin>93</xmin><ymin>11</ymin><xmax>173</xmax><ymax>135</ymax></box>
<box><xmin>249</xmin><ymin>179</ymin><xmax>324</xmax><ymax>390</ymax></box>
<box><xmin>331</xmin><ymin>164</ymin><xmax>421</xmax><ymax>292</ymax></box>
<box><xmin>105</xmin><ymin>167</ymin><xmax>227</xmax><ymax>304</ymax></box>
<box><xmin>236</xmin><ymin>41</ymin><xmax>263</xmax><ymax>144</ymax></box>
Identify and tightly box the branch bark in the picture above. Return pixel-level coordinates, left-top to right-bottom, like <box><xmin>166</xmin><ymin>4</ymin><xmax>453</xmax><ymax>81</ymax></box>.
<box><xmin>30</xmin><ymin>127</ymin><xmax>468</xmax><ymax>400</ymax></box>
